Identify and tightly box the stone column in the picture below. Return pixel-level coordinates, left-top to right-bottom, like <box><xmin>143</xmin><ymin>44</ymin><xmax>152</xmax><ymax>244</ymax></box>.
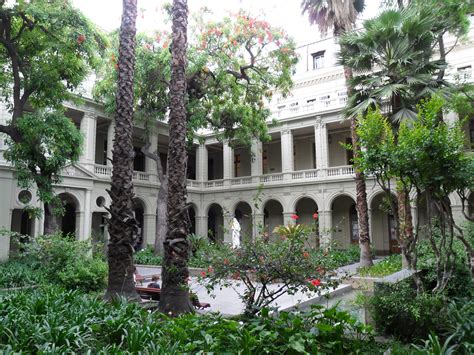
<box><xmin>315</xmin><ymin>116</ymin><xmax>329</xmax><ymax>174</ymax></box>
<box><xmin>283</xmin><ymin>211</ymin><xmax>296</xmax><ymax>225</ymax></box>
<box><xmin>223</xmin><ymin>141</ymin><xmax>234</xmax><ymax>185</ymax></box>
<box><xmin>143</xmin><ymin>213</ymin><xmax>156</xmax><ymax>247</ymax></box>
<box><xmin>196</xmin><ymin>144</ymin><xmax>208</xmax><ymax>182</ymax></box>
<box><xmin>79</xmin><ymin>112</ymin><xmax>97</xmax><ymax>168</ymax></box>
<box><xmin>195</xmin><ymin>215</ymin><xmax>207</xmax><ymax>238</ymax></box>
<box><xmin>145</xmin><ymin>132</ymin><xmax>158</xmax><ymax>179</ymax></box>
<box><xmin>281</xmin><ymin>129</ymin><xmax>294</xmax><ymax>179</ymax></box>
<box><xmin>106</xmin><ymin>120</ymin><xmax>114</xmax><ymax>167</ymax></box>
<box><xmin>252</xmin><ymin>213</ymin><xmax>264</xmax><ymax>237</ymax></box>
<box><xmin>223</xmin><ymin>213</ymin><xmax>233</xmax><ymax>244</ymax></box>
<box><xmin>319</xmin><ymin>210</ymin><xmax>332</xmax><ymax>248</ymax></box>
<box><xmin>80</xmin><ymin>189</ymin><xmax>92</xmax><ymax>241</ymax></box>
<box><xmin>251</xmin><ymin>139</ymin><xmax>263</xmax><ymax>183</ymax></box>
<box><xmin>75</xmin><ymin>211</ymin><xmax>85</xmax><ymax>241</ymax></box>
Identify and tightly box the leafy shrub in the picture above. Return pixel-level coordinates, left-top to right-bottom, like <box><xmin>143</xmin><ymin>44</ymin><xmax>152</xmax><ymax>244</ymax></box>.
<box><xmin>416</xmin><ymin>233</ymin><xmax>473</xmax><ymax>297</ymax></box>
<box><xmin>134</xmin><ymin>246</ymin><xmax>163</xmax><ymax>265</ymax></box>
<box><xmin>358</xmin><ymin>254</ymin><xmax>402</xmax><ymax>277</ymax></box>
<box><xmin>199</xmin><ymin>224</ymin><xmax>341</xmax><ymax>315</ymax></box>
<box><xmin>23</xmin><ymin>232</ymin><xmax>107</xmax><ymax>292</ymax></box>
<box><xmin>370</xmin><ymin>280</ymin><xmax>446</xmax><ymax>342</ymax></box>
<box><xmin>0</xmin><ymin>260</ymin><xmax>45</xmax><ymax>289</ymax></box>
<box><xmin>0</xmin><ymin>287</ymin><xmax>375</xmax><ymax>353</ymax></box>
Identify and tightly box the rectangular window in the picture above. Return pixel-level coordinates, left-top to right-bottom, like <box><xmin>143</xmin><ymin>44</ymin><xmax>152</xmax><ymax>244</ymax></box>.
<box><xmin>311</xmin><ymin>50</ymin><xmax>325</xmax><ymax>70</ymax></box>
<box><xmin>133</xmin><ymin>147</ymin><xmax>146</xmax><ymax>172</ymax></box>
<box><xmin>319</xmin><ymin>94</ymin><xmax>331</xmax><ymax>107</ymax></box>
<box><xmin>234</xmin><ymin>153</ymin><xmax>241</xmax><ymax>177</ymax></box>
<box><xmin>457</xmin><ymin>65</ymin><xmax>472</xmax><ymax>80</ymax></box>
<box><xmin>262</xmin><ymin>149</ymin><xmax>268</xmax><ymax>174</ymax></box>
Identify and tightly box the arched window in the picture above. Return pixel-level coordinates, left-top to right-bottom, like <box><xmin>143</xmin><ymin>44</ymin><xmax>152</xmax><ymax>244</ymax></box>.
<box><xmin>350</xmin><ymin>204</ymin><xmax>359</xmax><ymax>244</ymax></box>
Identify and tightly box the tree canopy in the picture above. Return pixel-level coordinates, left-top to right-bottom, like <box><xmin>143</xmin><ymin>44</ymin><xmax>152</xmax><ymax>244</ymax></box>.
<box><xmin>0</xmin><ymin>0</ymin><xmax>106</xmax><ymax>210</ymax></box>
<box><xmin>94</xmin><ymin>9</ymin><xmax>298</xmax><ymax>145</ymax></box>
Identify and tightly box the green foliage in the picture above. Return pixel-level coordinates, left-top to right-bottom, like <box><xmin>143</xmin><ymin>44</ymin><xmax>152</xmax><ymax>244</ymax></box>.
<box><xmin>134</xmin><ymin>246</ymin><xmax>163</xmax><ymax>266</ymax></box>
<box><xmin>198</xmin><ymin>224</ymin><xmax>342</xmax><ymax>315</ymax></box>
<box><xmin>370</xmin><ymin>281</ymin><xmax>446</xmax><ymax>342</ymax></box>
<box><xmin>94</xmin><ymin>10</ymin><xmax>298</xmax><ymax>145</ymax></box>
<box><xmin>0</xmin><ymin>287</ymin><xmax>375</xmax><ymax>353</ymax></box>
<box><xmin>0</xmin><ymin>260</ymin><xmax>45</xmax><ymax>289</ymax></box>
<box><xmin>358</xmin><ymin>254</ymin><xmax>402</xmax><ymax>277</ymax></box>
<box><xmin>0</xmin><ymin>0</ymin><xmax>106</xmax><ymax>109</ymax></box>
<box><xmin>4</xmin><ymin>110</ymin><xmax>83</xmax><ymax>204</ymax></box>
<box><xmin>416</xmin><ymin>233</ymin><xmax>473</xmax><ymax>298</ymax></box>
<box><xmin>22</xmin><ymin>233</ymin><xmax>107</xmax><ymax>292</ymax></box>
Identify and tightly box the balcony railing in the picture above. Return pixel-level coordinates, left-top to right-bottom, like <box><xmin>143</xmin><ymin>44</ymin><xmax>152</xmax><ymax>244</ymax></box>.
<box><xmin>56</xmin><ymin>163</ymin><xmax>356</xmax><ymax>188</ymax></box>
<box><xmin>231</xmin><ymin>176</ymin><xmax>253</xmax><ymax>185</ymax></box>
<box><xmin>93</xmin><ymin>164</ymin><xmax>152</xmax><ymax>182</ymax></box>
<box><xmin>326</xmin><ymin>165</ymin><xmax>354</xmax><ymax>176</ymax></box>
<box><xmin>272</xmin><ymin>91</ymin><xmax>348</xmax><ymax>119</ymax></box>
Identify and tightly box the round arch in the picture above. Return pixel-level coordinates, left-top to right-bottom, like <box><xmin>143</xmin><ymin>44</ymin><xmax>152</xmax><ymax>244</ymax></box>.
<box><xmin>330</xmin><ymin>194</ymin><xmax>357</xmax><ymax>250</ymax></box>
<box><xmin>263</xmin><ymin>199</ymin><xmax>284</xmax><ymax>240</ymax></box>
<box><xmin>207</xmin><ymin>203</ymin><xmax>224</xmax><ymax>243</ymax></box>
<box><xmin>370</xmin><ymin>192</ymin><xmax>398</xmax><ymax>255</ymax></box>
<box><xmin>234</xmin><ymin>201</ymin><xmax>253</xmax><ymax>240</ymax></box>
<box><xmin>290</xmin><ymin>194</ymin><xmax>320</xmax><ymax>213</ymax></box>
<box><xmin>132</xmin><ymin>198</ymin><xmax>146</xmax><ymax>250</ymax></box>
<box><xmin>188</xmin><ymin>203</ymin><xmax>198</xmax><ymax>235</ymax></box>
<box><xmin>259</xmin><ymin>196</ymin><xmax>286</xmax><ymax>214</ymax></box>
<box><xmin>57</xmin><ymin>192</ymin><xmax>80</xmax><ymax>237</ymax></box>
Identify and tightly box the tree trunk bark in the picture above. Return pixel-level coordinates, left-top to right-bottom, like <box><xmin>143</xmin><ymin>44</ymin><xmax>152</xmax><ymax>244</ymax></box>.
<box><xmin>155</xmin><ymin>179</ymin><xmax>168</xmax><ymax>255</ymax></box>
<box><xmin>104</xmin><ymin>0</ymin><xmax>140</xmax><ymax>301</ymax></box>
<box><xmin>397</xmin><ymin>185</ymin><xmax>414</xmax><ymax>269</ymax></box>
<box><xmin>159</xmin><ymin>0</ymin><xmax>194</xmax><ymax>315</ymax></box>
<box><xmin>141</xmin><ymin>143</ymin><xmax>168</xmax><ymax>255</ymax></box>
<box><xmin>43</xmin><ymin>202</ymin><xmax>58</xmax><ymax>235</ymax></box>
<box><xmin>344</xmin><ymin>65</ymin><xmax>373</xmax><ymax>267</ymax></box>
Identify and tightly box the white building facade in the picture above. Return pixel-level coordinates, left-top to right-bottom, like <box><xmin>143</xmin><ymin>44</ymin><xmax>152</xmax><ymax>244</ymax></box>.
<box><xmin>1</xmin><ymin>24</ymin><xmax>474</xmax><ymax>261</ymax></box>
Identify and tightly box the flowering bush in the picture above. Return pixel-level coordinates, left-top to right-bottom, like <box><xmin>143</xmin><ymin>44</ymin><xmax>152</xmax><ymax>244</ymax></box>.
<box><xmin>198</xmin><ymin>224</ymin><xmax>339</xmax><ymax>315</ymax></box>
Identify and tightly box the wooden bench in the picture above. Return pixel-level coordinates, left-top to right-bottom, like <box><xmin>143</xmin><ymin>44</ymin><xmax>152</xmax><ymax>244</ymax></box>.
<box><xmin>135</xmin><ymin>286</ymin><xmax>211</xmax><ymax>310</ymax></box>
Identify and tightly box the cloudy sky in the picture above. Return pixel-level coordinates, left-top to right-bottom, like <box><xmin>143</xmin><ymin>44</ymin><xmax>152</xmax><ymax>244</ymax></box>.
<box><xmin>72</xmin><ymin>0</ymin><xmax>382</xmax><ymax>46</ymax></box>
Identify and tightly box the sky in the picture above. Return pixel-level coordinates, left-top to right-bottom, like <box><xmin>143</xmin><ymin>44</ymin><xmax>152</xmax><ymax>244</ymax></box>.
<box><xmin>72</xmin><ymin>0</ymin><xmax>382</xmax><ymax>46</ymax></box>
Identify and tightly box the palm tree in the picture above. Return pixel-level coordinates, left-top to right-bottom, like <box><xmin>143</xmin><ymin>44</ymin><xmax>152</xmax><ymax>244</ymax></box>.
<box><xmin>301</xmin><ymin>0</ymin><xmax>373</xmax><ymax>267</ymax></box>
<box><xmin>159</xmin><ymin>0</ymin><xmax>194</xmax><ymax>314</ymax></box>
<box><xmin>339</xmin><ymin>7</ymin><xmax>448</xmax><ymax>267</ymax></box>
<box><xmin>104</xmin><ymin>0</ymin><xmax>140</xmax><ymax>300</ymax></box>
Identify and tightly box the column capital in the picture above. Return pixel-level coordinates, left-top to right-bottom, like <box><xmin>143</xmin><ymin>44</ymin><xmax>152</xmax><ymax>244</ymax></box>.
<box><xmin>82</xmin><ymin>111</ymin><xmax>98</xmax><ymax>120</ymax></box>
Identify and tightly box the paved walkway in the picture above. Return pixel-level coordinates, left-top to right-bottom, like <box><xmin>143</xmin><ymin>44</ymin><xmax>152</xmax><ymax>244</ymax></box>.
<box><xmin>137</xmin><ymin>265</ymin><xmax>352</xmax><ymax>315</ymax></box>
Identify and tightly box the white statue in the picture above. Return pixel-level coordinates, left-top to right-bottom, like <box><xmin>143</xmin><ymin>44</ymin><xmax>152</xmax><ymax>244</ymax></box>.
<box><xmin>231</xmin><ymin>217</ymin><xmax>241</xmax><ymax>249</ymax></box>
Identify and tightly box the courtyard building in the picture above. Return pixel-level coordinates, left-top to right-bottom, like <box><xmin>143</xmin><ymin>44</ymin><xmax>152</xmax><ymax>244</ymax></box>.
<box><xmin>1</xmin><ymin>22</ymin><xmax>474</xmax><ymax>261</ymax></box>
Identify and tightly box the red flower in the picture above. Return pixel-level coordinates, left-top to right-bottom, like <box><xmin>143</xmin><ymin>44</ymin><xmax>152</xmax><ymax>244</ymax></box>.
<box><xmin>303</xmin><ymin>251</ymin><xmax>310</xmax><ymax>259</ymax></box>
<box><xmin>200</xmin><ymin>271</ymin><xmax>206</xmax><ymax>277</ymax></box>
<box><xmin>207</xmin><ymin>267</ymin><xmax>213</xmax><ymax>273</ymax></box>
<box><xmin>313</xmin><ymin>212</ymin><xmax>319</xmax><ymax>220</ymax></box>
<box><xmin>77</xmin><ymin>34</ymin><xmax>85</xmax><ymax>45</ymax></box>
<box><xmin>223</xmin><ymin>259</ymin><xmax>229</xmax><ymax>265</ymax></box>
<box><xmin>290</xmin><ymin>214</ymin><xmax>299</xmax><ymax>220</ymax></box>
<box><xmin>310</xmin><ymin>279</ymin><xmax>321</xmax><ymax>287</ymax></box>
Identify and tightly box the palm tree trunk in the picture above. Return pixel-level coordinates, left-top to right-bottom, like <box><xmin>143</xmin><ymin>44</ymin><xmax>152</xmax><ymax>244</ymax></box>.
<box><xmin>344</xmin><ymin>65</ymin><xmax>373</xmax><ymax>267</ymax></box>
<box><xmin>104</xmin><ymin>0</ymin><xmax>140</xmax><ymax>301</ymax></box>
<box><xmin>159</xmin><ymin>0</ymin><xmax>194</xmax><ymax>315</ymax></box>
